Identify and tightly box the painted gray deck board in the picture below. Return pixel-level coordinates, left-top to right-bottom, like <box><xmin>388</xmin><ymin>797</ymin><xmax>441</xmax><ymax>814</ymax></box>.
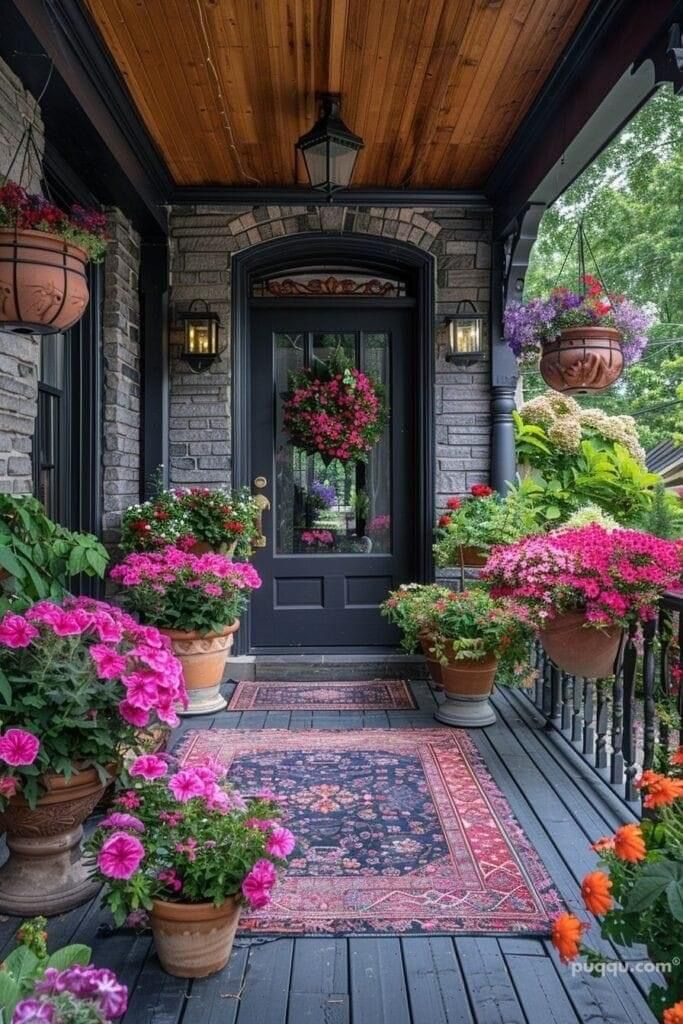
<box><xmin>12</xmin><ymin>678</ymin><xmax>658</xmax><ymax>1024</ymax></box>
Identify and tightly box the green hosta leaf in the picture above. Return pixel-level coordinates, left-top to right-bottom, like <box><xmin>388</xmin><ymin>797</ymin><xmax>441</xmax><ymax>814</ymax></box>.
<box><xmin>0</xmin><ymin>973</ymin><xmax>21</xmax><ymax>1021</ymax></box>
<box><xmin>666</xmin><ymin>880</ymin><xmax>683</xmax><ymax>922</ymax></box>
<box><xmin>0</xmin><ymin>548</ymin><xmax>27</xmax><ymax>580</ymax></box>
<box><xmin>46</xmin><ymin>943</ymin><xmax>91</xmax><ymax>971</ymax></box>
<box><xmin>2</xmin><ymin>945</ymin><xmax>40</xmax><ymax>986</ymax></box>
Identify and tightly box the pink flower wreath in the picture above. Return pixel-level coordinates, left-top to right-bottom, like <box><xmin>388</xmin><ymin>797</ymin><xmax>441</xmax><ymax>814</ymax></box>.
<box><xmin>282</xmin><ymin>362</ymin><xmax>386</xmax><ymax>464</ymax></box>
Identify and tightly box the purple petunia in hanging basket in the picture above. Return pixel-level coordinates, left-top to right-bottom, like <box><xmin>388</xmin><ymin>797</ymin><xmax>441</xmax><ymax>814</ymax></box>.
<box><xmin>504</xmin><ymin>276</ymin><xmax>655</xmax><ymax>368</ymax></box>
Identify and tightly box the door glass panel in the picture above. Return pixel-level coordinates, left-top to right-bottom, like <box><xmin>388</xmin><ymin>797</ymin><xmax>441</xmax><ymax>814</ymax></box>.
<box><xmin>275</xmin><ymin>329</ymin><xmax>391</xmax><ymax>556</ymax></box>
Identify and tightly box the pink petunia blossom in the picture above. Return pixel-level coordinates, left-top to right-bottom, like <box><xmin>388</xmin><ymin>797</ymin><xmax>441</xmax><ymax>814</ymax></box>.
<box><xmin>242</xmin><ymin>858</ymin><xmax>277</xmax><ymax>909</ymax></box>
<box><xmin>0</xmin><ymin>729</ymin><xmax>40</xmax><ymax>767</ymax></box>
<box><xmin>99</xmin><ymin>812</ymin><xmax>145</xmax><ymax>833</ymax></box>
<box><xmin>116</xmin><ymin>790</ymin><xmax>142</xmax><ymax>810</ymax></box>
<box><xmin>89</xmin><ymin>643</ymin><xmax>127</xmax><ymax>680</ymax></box>
<box><xmin>0</xmin><ymin>775</ymin><xmax>18</xmax><ymax>797</ymax></box>
<box><xmin>118</xmin><ymin>700</ymin><xmax>150</xmax><ymax>728</ymax></box>
<box><xmin>97</xmin><ymin>831</ymin><xmax>145</xmax><ymax>879</ymax></box>
<box><xmin>158</xmin><ymin>868</ymin><xmax>183</xmax><ymax>893</ymax></box>
<box><xmin>50</xmin><ymin>611</ymin><xmax>86</xmax><ymax>636</ymax></box>
<box><xmin>130</xmin><ymin>754</ymin><xmax>167</xmax><ymax>780</ymax></box>
<box><xmin>167</xmin><ymin>768</ymin><xmax>206</xmax><ymax>802</ymax></box>
<box><xmin>0</xmin><ymin>613</ymin><xmax>38</xmax><ymax>648</ymax></box>
<box><xmin>265</xmin><ymin>827</ymin><xmax>296</xmax><ymax>859</ymax></box>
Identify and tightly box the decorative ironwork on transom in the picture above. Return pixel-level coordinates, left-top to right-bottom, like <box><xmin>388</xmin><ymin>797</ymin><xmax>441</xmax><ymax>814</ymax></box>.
<box><xmin>252</xmin><ymin>267</ymin><xmax>408</xmax><ymax>298</ymax></box>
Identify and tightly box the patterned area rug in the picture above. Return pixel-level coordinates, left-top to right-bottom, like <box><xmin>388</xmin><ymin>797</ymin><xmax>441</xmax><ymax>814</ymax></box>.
<box><xmin>178</xmin><ymin>728</ymin><xmax>562</xmax><ymax>936</ymax></box>
<box><xmin>227</xmin><ymin>679</ymin><xmax>417</xmax><ymax>711</ymax></box>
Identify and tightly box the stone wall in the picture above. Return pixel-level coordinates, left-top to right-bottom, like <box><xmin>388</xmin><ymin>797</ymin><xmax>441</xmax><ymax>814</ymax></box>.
<box><xmin>168</xmin><ymin>203</ymin><xmax>493</xmax><ymax>509</ymax></box>
<box><xmin>0</xmin><ymin>60</ymin><xmax>43</xmax><ymax>493</ymax></box>
<box><xmin>101</xmin><ymin>209</ymin><xmax>142</xmax><ymax>543</ymax></box>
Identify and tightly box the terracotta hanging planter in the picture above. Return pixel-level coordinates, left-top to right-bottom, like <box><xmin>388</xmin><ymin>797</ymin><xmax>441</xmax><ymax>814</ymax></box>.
<box><xmin>150</xmin><ymin>897</ymin><xmax>241</xmax><ymax>978</ymax></box>
<box><xmin>0</xmin><ymin>766</ymin><xmax>109</xmax><ymax>916</ymax></box>
<box><xmin>539</xmin><ymin>327</ymin><xmax>624</xmax><ymax>396</ymax></box>
<box><xmin>0</xmin><ymin>228</ymin><xmax>90</xmax><ymax>334</ymax></box>
<box><xmin>434</xmin><ymin>649</ymin><xmax>498</xmax><ymax>728</ymax></box>
<box><xmin>539</xmin><ymin>610</ymin><xmax>621</xmax><ymax>678</ymax></box>
<box><xmin>161</xmin><ymin>620</ymin><xmax>240</xmax><ymax>715</ymax></box>
<box><xmin>188</xmin><ymin>540</ymin><xmax>237</xmax><ymax>558</ymax></box>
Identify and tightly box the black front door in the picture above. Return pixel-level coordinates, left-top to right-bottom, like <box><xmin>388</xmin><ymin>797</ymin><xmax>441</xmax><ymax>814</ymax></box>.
<box><xmin>249</xmin><ymin>304</ymin><xmax>416</xmax><ymax>650</ymax></box>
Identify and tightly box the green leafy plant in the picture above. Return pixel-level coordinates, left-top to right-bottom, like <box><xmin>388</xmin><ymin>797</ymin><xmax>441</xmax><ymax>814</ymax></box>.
<box><xmin>87</xmin><ymin>756</ymin><xmax>294</xmax><ymax>925</ymax></box>
<box><xmin>0</xmin><ymin>495</ymin><xmax>108</xmax><ymax>613</ymax></box>
<box><xmin>434</xmin><ymin>486</ymin><xmax>540</xmax><ymax>565</ymax></box>
<box><xmin>380</xmin><ymin>583</ymin><xmax>453</xmax><ymax>652</ymax></box>
<box><xmin>0</xmin><ymin>917</ymin><xmax>91</xmax><ymax>1023</ymax></box>
<box><xmin>642</xmin><ymin>483</ymin><xmax>683</xmax><ymax>539</ymax></box>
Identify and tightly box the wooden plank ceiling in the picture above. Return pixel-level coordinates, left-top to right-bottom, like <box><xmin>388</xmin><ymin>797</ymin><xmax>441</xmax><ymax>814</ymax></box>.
<box><xmin>84</xmin><ymin>0</ymin><xmax>592</xmax><ymax>189</ymax></box>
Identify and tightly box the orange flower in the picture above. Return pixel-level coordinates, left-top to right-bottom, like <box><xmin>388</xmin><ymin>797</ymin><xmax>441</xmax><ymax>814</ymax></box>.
<box><xmin>670</xmin><ymin>747</ymin><xmax>683</xmax><ymax>766</ymax></box>
<box><xmin>614</xmin><ymin>823</ymin><xmax>646</xmax><ymax>862</ymax></box>
<box><xmin>581</xmin><ymin>871</ymin><xmax>613</xmax><ymax>916</ymax></box>
<box><xmin>663</xmin><ymin>1001</ymin><xmax>683</xmax><ymax>1024</ymax></box>
<box><xmin>551</xmin><ymin>912</ymin><xmax>586</xmax><ymax>963</ymax></box>
<box><xmin>591</xmin><ymin>836</ymin><xmax>615</xmax><ymax>854</ymax></box>
<box><xmin>639</xmin><ymin>772</ymin><xmax>683</xmax><ymax>809</ymax></box>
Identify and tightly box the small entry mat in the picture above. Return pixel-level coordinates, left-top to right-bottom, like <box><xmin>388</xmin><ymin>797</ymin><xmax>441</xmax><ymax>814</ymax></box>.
<box><xmin>226</xmin><ymin>679</ymin><xmax>418</xmax><ymax>711</ymax></box>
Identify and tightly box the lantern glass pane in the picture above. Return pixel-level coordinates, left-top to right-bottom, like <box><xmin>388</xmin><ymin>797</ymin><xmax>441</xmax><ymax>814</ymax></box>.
<box><xmin>456</xmin><ymin>318</ymin><xmax>481</xmax><ymax>354</ymax></box>
<box><xmin>188</xmin><ymin>321</ymin><xmax>211</xmax><ymax>355</ymax></box>
<box><xmin>302</xmin><ymin>142</ymin><xmax>329</xmax><ymax>189</ymax></box>
<box><xmin>327</xmin><ymin>140</ymin><xmax>358</xmax><ymax>188</ymax></box>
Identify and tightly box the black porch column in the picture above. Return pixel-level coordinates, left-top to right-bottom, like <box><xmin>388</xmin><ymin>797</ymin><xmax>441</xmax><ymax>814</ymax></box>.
<box><xmin>140</xmin><ymin>238</ymin><xmax>169</xmax><ymax>498</ymax></box>
<box><xmin>489</xmin><ymin>237</ymin><xmax>518</xmax><ymax>493</ymax></box>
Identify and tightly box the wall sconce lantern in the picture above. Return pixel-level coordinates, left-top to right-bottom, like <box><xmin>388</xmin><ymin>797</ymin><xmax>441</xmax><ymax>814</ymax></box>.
<box><xmin>178</xmin><ymin>299</ymin><xmax>221</xmax><ymax>374</ymax></box>
<box><xmin>443</xmin><ymin>301</ymin><xmax>485</xmax><ymax>366</ymax></box>
<box><xmin>296</xmin><ymin>93</ymin><xmax>364</xmax><ymax>195</ymax></box>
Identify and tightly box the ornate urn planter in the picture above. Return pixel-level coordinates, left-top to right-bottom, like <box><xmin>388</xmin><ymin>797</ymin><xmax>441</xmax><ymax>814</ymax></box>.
<box><xmin>434</xmin><ymin>650</ymin><xmax>497</xmax><ymax>728</ymax></box>
<box><xmin>0</xmin><ymin>229</ymin><xmax>90</xmax><ymax>334</ymax></box>
<box><xmin>150</xmin><ymin>897</ymin><xmax>241</xmax><ymax>978</ymax></box>
<box><xmin>0</xmin><ymin>767</ymin><xmax>108</xmax><ymax>916</ymax></box>
<box><xmin>539</xmin><ymin>327</ymin><xmax>624</xmax><ymax>396</ymax></box>
<box><xmin>539</xmin><ymin>610</ymin><xmax>621</xmax><ymax>678</ymax></box>
<box><xmin>161</xmin><ymin>620</ymin><xmax>240</xmax><ymax>715</ymax></box>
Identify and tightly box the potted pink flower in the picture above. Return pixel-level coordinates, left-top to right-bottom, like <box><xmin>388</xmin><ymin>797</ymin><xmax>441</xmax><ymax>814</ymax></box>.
<box><xmin>483</xmin><ymin>524</ymin><xmax>682</xmax><ymax>678</ymax></box>
<box><xmin>111</xmin><ymin>547</ymin><xmax>261</xmax><ymax>715</ymax></box>
<box><xmin>0</xmin><ymin>597</ymin><xmax>186</xmax><ymax>916</ymax></box>
<box><xmin>88</xmin><ymin>756</ymin><xmax>294</xmax><ymax>978</ymax></box>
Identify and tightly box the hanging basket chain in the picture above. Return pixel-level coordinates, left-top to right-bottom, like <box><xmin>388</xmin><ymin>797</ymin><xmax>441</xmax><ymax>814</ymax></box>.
<box><xmin>552</xmin><ymin>219</ymin><xmax>615</xmax><ymax>310</ymax></box>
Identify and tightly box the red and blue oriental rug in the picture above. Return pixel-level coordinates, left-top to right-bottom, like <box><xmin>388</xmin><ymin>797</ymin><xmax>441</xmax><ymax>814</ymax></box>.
<box><xmin>179</xmin><ymin>728</ymin><xmax>562</xmax><ymax>936</ymax></box>
<box><xmin>227</xmin><ymin>679</ymin><xmax>417</xmax><ymax>712</ymax></box>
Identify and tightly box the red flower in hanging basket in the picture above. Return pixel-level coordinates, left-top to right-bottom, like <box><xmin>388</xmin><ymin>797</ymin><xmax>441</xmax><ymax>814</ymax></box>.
<box><xmin>283</xmin><ymin>360</ymin><xmax>387</xmax><ymax>464</ymax></box>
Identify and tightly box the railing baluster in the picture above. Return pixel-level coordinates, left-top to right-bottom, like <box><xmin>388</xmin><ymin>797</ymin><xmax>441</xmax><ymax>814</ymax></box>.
<box><xmin>542</xmin><ymin>654</ymin><xmax>552</xmax><ymax>717</ymax></box>
<box><xmin>611</xmin><ymin>662</ymin><xmax>624</xmax><ymax>786</ymax></box>
<box><xmin>642</xmin><ymin>618</ymin><xmax>657</xmax><ymax>772</ymax></box>
<box><xmin>549</xmin><ymin>663</ymin><xmax>562</xmax><ymax>729</ymax></box>
<box><xmin>572</xmin><ymin>673</ymin><xmax>583</xmax><ymax>743</ymax></box>
<box><xmin>561</xmin><ymin>672</ymin><xmax>572</xmax><ymax>732</ymax></box>
<box><xmin>658</xmin><ymin>607</ymin><xmax>671</xmax><ymax>756</ymax></box>
<box><xmin>583</xmin><ymin>678</ymin><xmax>595</xmax><ymax>758</ymax></box>
<box><xmin>595</xmin><ymin>679</ymin><xmax>609</xmax><ymax>770</ymax></box>
<box><xmin>623</xmin><ymin>624</ymin><xmax>638</xmax><ymax>802</ymax></box>
<box><xmin>534</xmin><ymin>641</ymin><xmax>544</xmax><ymax>708</ymax></box>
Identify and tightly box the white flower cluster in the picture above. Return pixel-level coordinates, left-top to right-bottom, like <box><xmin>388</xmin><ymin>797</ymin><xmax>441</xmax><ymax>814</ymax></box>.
<box><xmin>519</xmin><ymin>392</ymin><xmax>645</xmax><ymax>464</ymax></box>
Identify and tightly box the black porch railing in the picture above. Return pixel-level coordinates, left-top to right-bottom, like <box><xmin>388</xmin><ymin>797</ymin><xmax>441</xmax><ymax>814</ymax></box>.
<box><xmin>524</xmin><ymin>592</ymin><xmax>682</xmax><ymax>805</ymax></box>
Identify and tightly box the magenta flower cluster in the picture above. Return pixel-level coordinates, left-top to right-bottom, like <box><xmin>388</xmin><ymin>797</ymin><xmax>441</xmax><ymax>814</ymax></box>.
<box><xmin>283</xmin><ymin>367</ymin><xmax>385</xmax><ymax>463</ymax></box>
<box><xmin>13</xmin><ymin>964</ymin><xmax>128</xmax><ymax>1023</ymax></box>
<box><xmin>483</xmin><ymin>525</ymin><xmax>682</xmax><ymax>629</ymax></box>
<box><xmin>111</xmin><ymin>547</ymin><xmax>261</xmax><ymax>598</ymax></box>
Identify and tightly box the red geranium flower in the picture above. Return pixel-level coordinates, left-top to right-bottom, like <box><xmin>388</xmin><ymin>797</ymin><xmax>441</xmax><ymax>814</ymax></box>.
<box><xmin>470</xmin><ymin>484</ymin><xmax>494</xmax><ymax>498</ymax></box>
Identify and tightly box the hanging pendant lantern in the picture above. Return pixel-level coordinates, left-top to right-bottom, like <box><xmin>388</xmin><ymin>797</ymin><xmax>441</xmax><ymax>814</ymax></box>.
<box><xmin>296</xmin><ymin>94</ymin><xmax>364</xmax><ymax>194</ymax></box>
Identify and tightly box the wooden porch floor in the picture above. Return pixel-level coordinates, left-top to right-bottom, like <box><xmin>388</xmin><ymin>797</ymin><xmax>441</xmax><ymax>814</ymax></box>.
<box><xmin>0</xmin><ymin>682</ymin><xmax>658</xmax><ymax>1024</ymax></box>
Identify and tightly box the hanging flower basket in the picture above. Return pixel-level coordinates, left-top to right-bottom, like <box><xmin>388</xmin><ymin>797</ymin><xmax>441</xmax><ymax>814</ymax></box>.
<box><xmin>0</xmin><ymin>229</ymin><xmax>89</xmax><ymax>334</ymax></box>
<box><xmin>539</xmin><ymin>326</ymin><xmax>624</xmax><ymax>395</ymax></box>
<box><xmin>0</xmin><ymin>181</ymin><xmax>107</xmax><ymax>335</ymax></box>
<box><xmin>504</xmin><ymin>274</ymin><xmax>654</xmax><ymax>396</ymax></box>
<box><xmin>283</xmin><ymin>359</ymin><xmax>387</xmax><ymax>464</ymax></box>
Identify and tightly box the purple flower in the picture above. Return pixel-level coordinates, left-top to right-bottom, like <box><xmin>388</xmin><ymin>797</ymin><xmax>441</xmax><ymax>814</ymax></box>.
<box><xmin>310</xmin><ymin>480</ymin><xmax>336</xmax><ymax>508</ymax></box>
<box><xmin>11</xmin><ymin>1000</ymin><xmax>55</xmax><ymax>1024</ymax></box>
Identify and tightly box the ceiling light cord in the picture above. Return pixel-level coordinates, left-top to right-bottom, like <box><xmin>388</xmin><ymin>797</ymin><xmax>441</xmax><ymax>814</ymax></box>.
<box><xmin>194</xmin><ymin>0</ymin><xmax>261</xmax><ymax>185</ymax></box>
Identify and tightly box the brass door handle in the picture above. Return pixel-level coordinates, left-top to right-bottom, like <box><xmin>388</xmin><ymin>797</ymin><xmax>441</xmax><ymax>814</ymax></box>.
<box><xmin>253</xmin><ymin>478</ymin><xmax>270</xmax><ymax>548</ymax></box>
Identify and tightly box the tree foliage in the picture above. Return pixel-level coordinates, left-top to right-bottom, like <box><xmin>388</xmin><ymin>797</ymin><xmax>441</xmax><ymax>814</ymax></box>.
<box><xmin>523</xmin><ymin>87</ymin><xmax>683</xmax><ymax>449</ymax></box>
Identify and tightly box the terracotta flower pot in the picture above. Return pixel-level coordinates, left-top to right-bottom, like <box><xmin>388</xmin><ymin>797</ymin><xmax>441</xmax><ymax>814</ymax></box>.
<box><xmin>161</xmin><ymin>620</ymin><xmax>239</xmax><ymax>715</ymax></box>
<box><xmin>459</xmin><ymin>545</ymin><xmax>489</xmax><ymax>568</ymax></box>
<box><xmin>188</xmin><ymin>540</ymin><xmax>237</xmax><ymax>557</ymax></box>
<box><xmin>419</xmin><ymin>634</ymin><xmax>443</xmax><ymax>691</ymax></box>
<box><xmin>0</xmin><ymin>229</ymin><xmax>89</xmax><ymax>334</ymax></box>
<box><xmin>0</xmin><ymin>767</ymin><xmax>108</xmax><ymax>916</ymax></box>
<box><xmin>434</xmin><ymin>649</ymin><xmax>497</xmax><ymax>728</ymax></box>
<box><xmin>539</xmin><ymin>327</ymin><xmax>624</xmax><ymax>396</ymax></box>
<box><xmin>150</xmin><ymin>897</ymin><xmax>241</xmax><ymax>978</ymax></box>
<box><xmin>539</xmin><ymin>610</ymin><xmax>621</xmax><ymax>678</ymax></box>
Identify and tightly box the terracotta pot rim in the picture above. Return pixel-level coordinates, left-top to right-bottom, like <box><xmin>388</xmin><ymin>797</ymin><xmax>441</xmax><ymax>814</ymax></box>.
<box><xmin>439</xmin><ymin>646</ymin><xmax>498</xmax><ymax>668</ymax></box>
<box><xmin>159</xmin><ymin>620</ymin><xmax>240</xmax><ymax>641</ymax></box>
<box><xmin>541</xmin><ymin>609</ymin><xmax>620</xmax><ymax>635</ymax></box>
<box><xmin>0</xmin><ymin>226</ymin><xmax>88</xmax><ymax>261</ymax></box>
<box><xmin>544</xmin><ymin>326</ymin><xmax>622</xmax><ymax>344</ymax></box>
<box><xmin>151</xmin><ymin>895</ymin><xmax>240</xmax><ymax>920</ymax></box>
